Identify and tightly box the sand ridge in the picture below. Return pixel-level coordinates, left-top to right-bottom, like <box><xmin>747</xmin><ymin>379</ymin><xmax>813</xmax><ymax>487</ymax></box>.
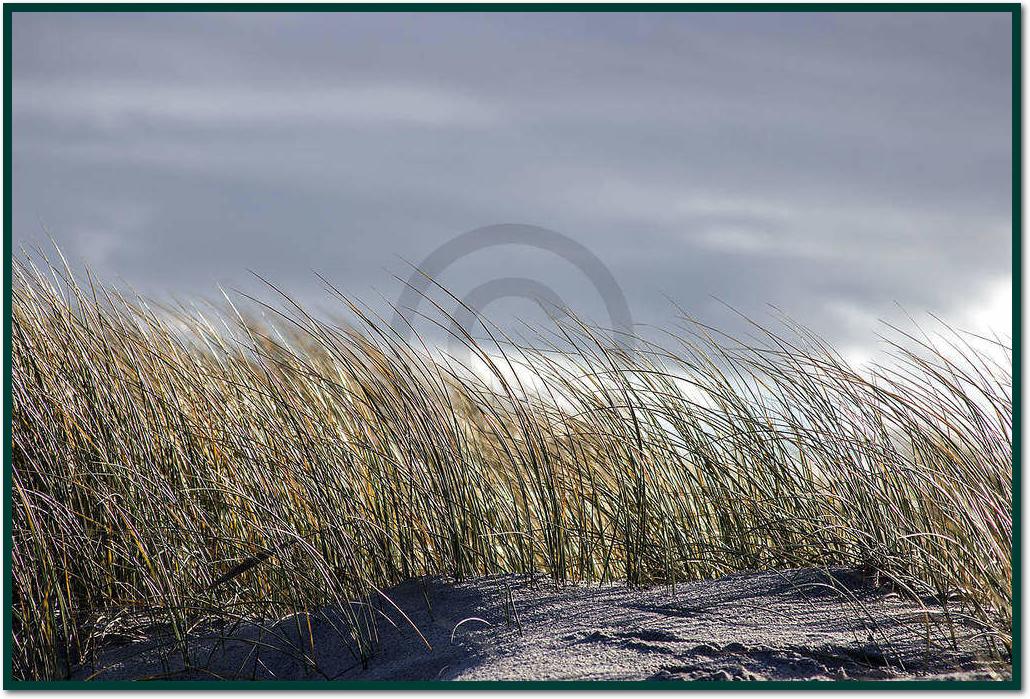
<box><xmin>74</xmin><ymin>567</ymin><xmax>1009</xmax><ymax>682</ymax></box>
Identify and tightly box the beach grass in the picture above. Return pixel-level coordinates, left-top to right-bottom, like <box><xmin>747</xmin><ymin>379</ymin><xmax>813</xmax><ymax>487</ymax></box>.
<box><xmin>10</xmin><ymin>253</ymin><xmax>1012</xmax><ymax>680</ymax></box>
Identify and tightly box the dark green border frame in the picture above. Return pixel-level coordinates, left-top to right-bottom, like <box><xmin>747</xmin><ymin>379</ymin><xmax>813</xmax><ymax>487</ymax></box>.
<box><xmin>2</xmin><ymin>2</ymin><xmax>1021</xmax><ymax>690</ymax></box>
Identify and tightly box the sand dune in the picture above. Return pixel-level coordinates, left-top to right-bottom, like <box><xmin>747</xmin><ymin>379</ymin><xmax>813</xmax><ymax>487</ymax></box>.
<box><xmin>75</xmin><ymin>567</ymin><xmax>1008</xmax><ymax>682</ymax></box>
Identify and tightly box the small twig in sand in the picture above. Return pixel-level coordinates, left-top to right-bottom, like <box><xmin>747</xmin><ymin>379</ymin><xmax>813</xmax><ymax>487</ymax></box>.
<box><xmin>451</xmin><ymin>617</ymin><xmax>493</xmax><ymax>644</ymax></box>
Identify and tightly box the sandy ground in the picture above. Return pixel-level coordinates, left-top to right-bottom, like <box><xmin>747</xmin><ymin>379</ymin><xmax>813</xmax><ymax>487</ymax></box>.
<box><xmin>73</xmin><ymin>567</ymin><xmax>1009</xmax><ymax>682</ymax></box>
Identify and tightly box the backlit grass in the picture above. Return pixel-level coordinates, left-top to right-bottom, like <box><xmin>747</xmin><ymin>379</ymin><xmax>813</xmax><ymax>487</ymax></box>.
<box><xmin>10</xmin><ymin>253</ymin><xmax>1012</xmax><ymax>679</ymax></box>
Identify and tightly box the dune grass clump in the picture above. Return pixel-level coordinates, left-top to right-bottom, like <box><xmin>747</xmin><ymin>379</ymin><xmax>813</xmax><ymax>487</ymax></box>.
<box><xmin>10</xmin><ymin>254</ymin><xmax>1012</xmax><ymax>680</ymax></box>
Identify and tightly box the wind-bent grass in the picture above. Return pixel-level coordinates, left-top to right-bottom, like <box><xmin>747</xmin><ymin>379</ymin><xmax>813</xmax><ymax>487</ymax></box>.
<box><xmin>11</xmin><ymin>254</ymin><xmax>1012</xmax><ymax>680</ymax></box>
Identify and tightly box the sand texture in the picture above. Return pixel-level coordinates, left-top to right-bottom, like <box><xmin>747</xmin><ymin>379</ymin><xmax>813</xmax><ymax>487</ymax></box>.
<box><xmin>74</xmin><ymin>567</ymin><xmax>1008</xmax><ymax>682</ymax></box>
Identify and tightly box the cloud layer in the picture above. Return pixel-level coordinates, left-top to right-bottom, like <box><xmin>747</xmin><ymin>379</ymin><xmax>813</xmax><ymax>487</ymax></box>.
<box><xmin>13</xmin><ymin>11</ymin><xmax>1013</xmax><ymax>350</ymax></box>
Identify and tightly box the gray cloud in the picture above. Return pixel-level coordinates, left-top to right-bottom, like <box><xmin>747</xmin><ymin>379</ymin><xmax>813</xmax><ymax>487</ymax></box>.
<box><xmin>12</xmin><ymin>11</ymin><xmax>1013</xmax><ymax>352</ymax></box>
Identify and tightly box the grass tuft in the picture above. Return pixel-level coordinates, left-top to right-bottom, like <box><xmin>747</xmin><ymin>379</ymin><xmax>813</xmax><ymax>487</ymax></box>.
<box><xmin>10</xmin><ymin>254</ymin><xmax>1012</xmax><ymax>679</ymax></box>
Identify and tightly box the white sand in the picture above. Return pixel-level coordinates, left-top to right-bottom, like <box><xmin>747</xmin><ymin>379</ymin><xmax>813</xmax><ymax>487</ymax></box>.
<box><xmin>73</xmin><ymin>567</ymin><xmax>1008</xmax><ymax>682</ymax></box>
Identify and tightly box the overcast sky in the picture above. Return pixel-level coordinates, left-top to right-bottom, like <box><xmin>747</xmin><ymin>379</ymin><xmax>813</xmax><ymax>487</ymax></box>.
<box><xmin>12</xmin><ymin>11</ymin><xmax>1013</xmax><ymax>356</ymax></box>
